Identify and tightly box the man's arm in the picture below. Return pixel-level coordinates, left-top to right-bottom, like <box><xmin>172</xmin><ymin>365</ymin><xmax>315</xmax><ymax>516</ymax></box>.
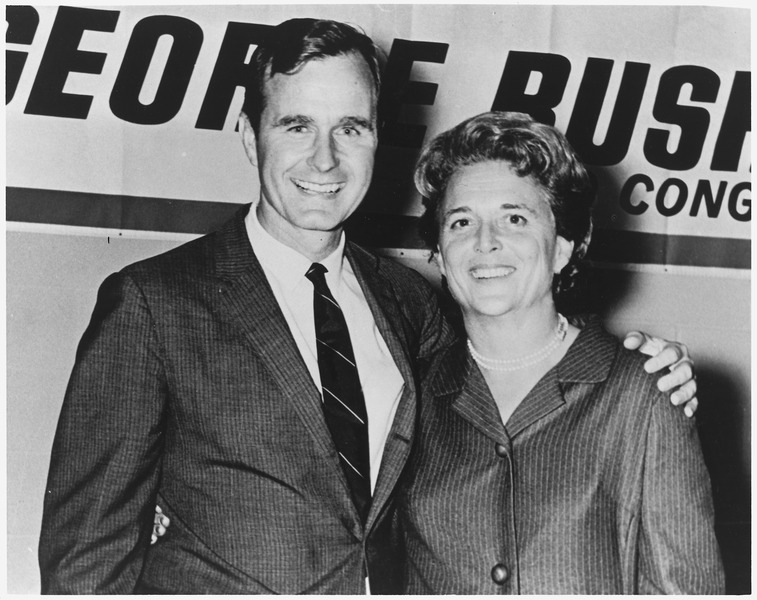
<box><xmin>39</xmin><ymin>272</ymin><xmax>167</xmax><ymax>593</ymax></box>
<box><xmin>623</xmin><ymin>331</ymin><xmax>697</xmax><ymax>416</ymax></box>
<box><xmin>637</xmin><ymin>391</ymin><xmax>724</xmax><ymax>593</ymax></box>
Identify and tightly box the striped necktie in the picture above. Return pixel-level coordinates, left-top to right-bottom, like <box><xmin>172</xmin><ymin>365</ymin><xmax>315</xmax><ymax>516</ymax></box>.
<box><xmin>306</xmin><ymin>263</ymin><xmax>371</xmax><ymax>523</ymax></box>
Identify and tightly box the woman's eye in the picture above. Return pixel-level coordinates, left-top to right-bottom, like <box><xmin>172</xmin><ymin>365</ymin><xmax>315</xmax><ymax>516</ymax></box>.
<box><xmin>450</xmin><ymin>218</ymin><xmax>470</xmax><ymax>230</ymax></box>
<box><xmin>508</xmin><ymin>214</ymin><xmax>527</xmax><ymax>226</ymax></box>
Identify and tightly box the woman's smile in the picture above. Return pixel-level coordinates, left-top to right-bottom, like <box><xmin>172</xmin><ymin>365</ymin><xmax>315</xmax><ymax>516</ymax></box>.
<box><xmin>469</xmin><ymin>265</ymin><xmax>516</xmax><ymax>280</ymax></box>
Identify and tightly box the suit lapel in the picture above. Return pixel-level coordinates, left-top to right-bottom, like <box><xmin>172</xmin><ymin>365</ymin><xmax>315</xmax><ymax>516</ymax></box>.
<box><xmin>504</xmin><ymin>370</ymin><xmax>565</xmax><ymax>438</ymax></box>
<box><xmin>506</xmin><ymin>317</ymin><xmax>616</xmax><ymax>437</ymax></box>
<box><xmin>445</xmin><ymin>321</ymin><xmax>616</xmax><ymax>442</ymax></box>
<box><xmin>445</xmin><ymin>350</ymin><xmax>511</xmax><ymax>447</ymax></box>
<box><xmin>211</xmin><ymin>226</ymin><xmax>429</xmax><ymax>530</ymax></box>
<box><xmin>444</xmin><ymin>342</ymin><xmax>562</xmax><ymax>444</ymax></box>
<box><xmin>211</xmin><ymin>208</ymin><xmax>350</xmax><ymax>491</ymax></box>
<box><xmin>346</xmin><ymin>246</ymin><xmax>417</xmax><ymax>529</ymax></box>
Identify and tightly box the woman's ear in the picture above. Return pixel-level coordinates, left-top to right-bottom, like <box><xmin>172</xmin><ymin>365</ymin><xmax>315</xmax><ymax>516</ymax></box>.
<box><xmin>554</xmin><ymin>235</ymin><xmax>574</xmax><ymax>274</ymax></box>
<box><xmin>238</xmin><ymin>112</ymin><xmax>259</xmax><ymax>167</ymax></box>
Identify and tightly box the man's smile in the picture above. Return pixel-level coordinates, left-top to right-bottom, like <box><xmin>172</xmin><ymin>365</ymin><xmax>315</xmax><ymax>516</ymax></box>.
<box><xmin>292</xmin><ymin>178</ymin><xmax>344</xmax><ymax>194</ymax></box>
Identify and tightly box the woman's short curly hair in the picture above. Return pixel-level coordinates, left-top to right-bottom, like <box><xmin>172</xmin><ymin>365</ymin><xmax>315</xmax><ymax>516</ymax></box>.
<box><xmin>414</xmin><ymin>111</ymin><xmax>596</xmax><ymax>298</ymax></box>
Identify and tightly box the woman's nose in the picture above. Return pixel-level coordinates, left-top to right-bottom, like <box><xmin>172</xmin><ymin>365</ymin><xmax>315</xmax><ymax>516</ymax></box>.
<box><xmin>474</xmin><ymin>223</ymin><xmax>501</xmax><ymax>253</ymax></box>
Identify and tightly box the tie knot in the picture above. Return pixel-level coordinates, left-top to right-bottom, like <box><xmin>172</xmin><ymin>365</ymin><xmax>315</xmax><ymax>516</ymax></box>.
<box><xmin>306</xmin><ymin>263</ymin><xmax>328</xmax><ymax>288</ymax></box>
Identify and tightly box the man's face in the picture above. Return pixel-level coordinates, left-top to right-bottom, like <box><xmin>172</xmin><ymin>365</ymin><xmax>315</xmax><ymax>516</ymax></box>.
<box><xmin>241</xmin><ymin>52</ymin><xmax>378</xmax><ymax>257</ymax></box>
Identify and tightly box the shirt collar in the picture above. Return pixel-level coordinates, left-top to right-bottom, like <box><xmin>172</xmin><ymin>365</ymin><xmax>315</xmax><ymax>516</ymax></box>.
<box><xmin>245</xmin><ymin>203</ymin><xmax>346</xmax><ymax>292</ymax></box>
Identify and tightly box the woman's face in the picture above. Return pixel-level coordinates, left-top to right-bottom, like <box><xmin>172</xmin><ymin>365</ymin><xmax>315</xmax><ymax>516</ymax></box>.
<box><xmin>436</xmin><ymin>160</ymin><xmax>573</xmax><ymax>321</ymax></box>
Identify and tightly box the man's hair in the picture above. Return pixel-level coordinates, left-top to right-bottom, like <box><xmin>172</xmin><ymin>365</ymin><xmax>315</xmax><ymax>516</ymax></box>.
<box><xmin>415</xmin><ymin>111</ymin><xmax>596</xmax><ymax>298</ymax></box>
<box><xmin>241</xmin><ymin>18</ymin><xmax>382</xmax><ymax>132</ymax></box>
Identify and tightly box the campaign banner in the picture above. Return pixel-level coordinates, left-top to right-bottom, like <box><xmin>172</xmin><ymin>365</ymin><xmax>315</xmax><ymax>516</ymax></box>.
<box><xmin>6</xmin><ymin>4</ymin><xmax>751</xmax><ymax>269</ymax></box>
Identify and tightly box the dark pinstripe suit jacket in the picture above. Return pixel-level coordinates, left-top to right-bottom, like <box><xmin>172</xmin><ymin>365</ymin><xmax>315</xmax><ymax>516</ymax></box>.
<box><xmin>400</xmin><ymin>317</ymin><xmax>724</xmax><ymax>594</ymax></box>
<box><xmin>38</xmin><ymin>205</ymin><xmax>452</xmax><ymax>594</ymax></box>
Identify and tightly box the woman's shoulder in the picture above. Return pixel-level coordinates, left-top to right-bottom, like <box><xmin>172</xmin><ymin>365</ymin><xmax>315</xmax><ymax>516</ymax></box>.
<box><xmin>562</xmin><ymin>318</ymin><xmax>680</xmax><ymax>458</ymax></box>
<box><xmin>564</xmin><ymin>315</ymin><xmax>663</xmax><ymax>401</ymax></box>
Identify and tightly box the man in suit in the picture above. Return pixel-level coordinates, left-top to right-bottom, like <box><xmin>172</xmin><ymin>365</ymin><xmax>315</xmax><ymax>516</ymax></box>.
<box><xmin>39</xmin><ymin>18</ymin><xmax>696</xmax><ymax>594</ymax></box>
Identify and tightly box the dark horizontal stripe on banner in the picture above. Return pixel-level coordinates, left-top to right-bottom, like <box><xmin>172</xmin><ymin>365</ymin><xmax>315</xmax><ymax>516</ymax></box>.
<box><xmin>6</xmin><ymin>187</ymin><xmax>750</xmax><ymax>269</ymax></box>
<box><xmin>6</xmin><ymin>187</ymin><xmax>241</xmax><ymax>234</ymax></box>
<box><xmin>587</xmin><ymin>230</ymin><xmax>750</xmax><ymax>269</ymax></box>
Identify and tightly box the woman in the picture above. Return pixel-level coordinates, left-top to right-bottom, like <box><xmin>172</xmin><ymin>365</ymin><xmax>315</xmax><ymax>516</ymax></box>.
<box><xmin>399</xmin><ymin>112</ymin><xmax>724</xmax><ymax>594</ymax></box>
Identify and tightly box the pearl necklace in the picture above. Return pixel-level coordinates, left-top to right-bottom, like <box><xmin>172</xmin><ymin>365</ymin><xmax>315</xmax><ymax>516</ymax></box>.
<box><xmin>468</xmin><ymin>313</ymin><xmax>568</xmax><ymax>372</ymax></box>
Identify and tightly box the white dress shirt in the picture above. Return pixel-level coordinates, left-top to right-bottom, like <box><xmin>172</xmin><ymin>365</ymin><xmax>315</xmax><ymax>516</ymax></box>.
<box><xmin>245</xmin><ymin>206</ymin><xmax>405</xmax><ymax>494</ymax></box>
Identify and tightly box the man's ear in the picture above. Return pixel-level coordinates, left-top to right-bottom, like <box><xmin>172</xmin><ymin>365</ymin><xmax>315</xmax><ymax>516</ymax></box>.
<box><xmin>238</xmin><ymin>112</ymin><xmax>258</xmax><ymax>167</ymax></box>
<box><xmin>434</xmin><ymin>247</ymin><xmax>447</xmax><ymax>278</ymax></box>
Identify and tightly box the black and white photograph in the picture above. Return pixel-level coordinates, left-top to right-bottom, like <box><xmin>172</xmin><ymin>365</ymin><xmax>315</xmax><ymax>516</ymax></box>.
<box><xmin>6</xmin><ymin>3</ymin><xmax>750</xmax><ymax>594</ymax></box>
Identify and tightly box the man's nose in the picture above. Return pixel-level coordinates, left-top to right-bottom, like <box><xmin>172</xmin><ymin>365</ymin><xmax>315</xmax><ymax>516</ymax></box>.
<box><xmin>308</xmin><ymin>132</ymin><xmax>338</xmax><ymax>172</ymax></box>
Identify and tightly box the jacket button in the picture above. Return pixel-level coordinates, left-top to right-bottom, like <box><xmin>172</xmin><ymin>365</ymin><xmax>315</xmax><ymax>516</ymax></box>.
<box><xmin>494</xmin><ymin>443</ymin><xmax>508</xmax><ymax>457</ymax></box>
<box><xmin>491</xmin><ymin>563</ymin><xmax>509</xmax><ymax>584</ymax></box>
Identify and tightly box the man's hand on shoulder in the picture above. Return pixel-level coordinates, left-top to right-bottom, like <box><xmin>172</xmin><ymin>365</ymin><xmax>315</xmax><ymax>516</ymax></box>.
<box><xmin>623</xmin><ymin>331</ymin><xmax>697</xmax><ymax>417</ymax></box>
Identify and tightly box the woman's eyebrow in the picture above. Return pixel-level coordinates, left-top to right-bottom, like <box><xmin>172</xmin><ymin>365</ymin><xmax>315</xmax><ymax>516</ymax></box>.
<box><xmin>500</xmin><ymin>202</ymin><xmax>537</xmax><ymax>215</ymax></box>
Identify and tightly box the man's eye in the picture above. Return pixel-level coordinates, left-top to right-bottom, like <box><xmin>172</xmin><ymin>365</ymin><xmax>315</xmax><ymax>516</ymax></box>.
<box><xmin>508</xmin><ymin>214</ymin><xmax>527</xmax><ymax>226</ymax></box>
<box><xmin>339</xmin><ymin>126</ymin><xmax>359</xmax><ymax>136</ymax></box>
<box><xmin>450</xmin><ymin>218</ymin><xmax>470</xmax><ymax>230</ymax></box>
<box><xmin>288</xmin><ymin>125</ymin><xmax>308</xmax><ymax>133</ymax></box>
